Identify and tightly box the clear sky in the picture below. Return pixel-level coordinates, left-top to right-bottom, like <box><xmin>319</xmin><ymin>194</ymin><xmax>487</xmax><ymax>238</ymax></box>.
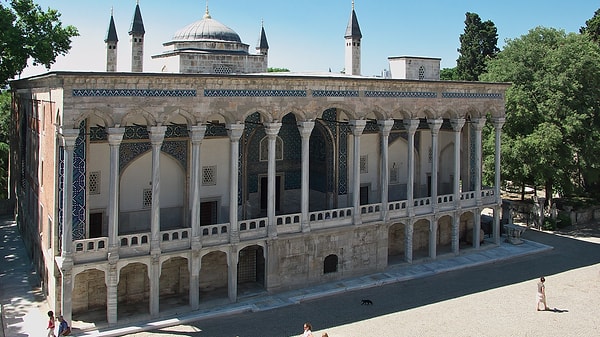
<box><xmin>17</xmin><ymin>0</ymin><xmax>600</xmax><ymax>78</ymax></box>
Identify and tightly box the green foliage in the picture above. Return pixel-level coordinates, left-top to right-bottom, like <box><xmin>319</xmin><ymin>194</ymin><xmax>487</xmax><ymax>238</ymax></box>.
<box><xmin>267</xmin><ymin>67</ymin><xmax>290</xmax><ymax>72</ymax></box>
<box><xmin>456</xmin><ymin>12</ymin><xmax>499</xmax><ymax>81</ymax></box>
<box><xmin>542</xmin><ymin>218</ymin><xmax>557</xmax><ymax>231</ymax></box>
<box><xmin>0</xmin><ymin>91</ymin><xmax>10</xmax><ymax>199</ymax></box>
<box><xmin>481</xmin><ymin>27</ymin><xmax>600</xmax><ymax>200</ymax></box>
<box><xmin>580</xmin><ymin>9</ymin><xmax>600</xmax><ymax>44</ymax></box>
<box><xmin>0</xmin><ymin>0</ymin><xmax>78</xmax><ymax>85</ymax></box>
<box><xmin>556</xmin><ymin>212</ymin><xmax>571</xmax><ymax>229</ymax></box>
<box><xmin>440</xmin><ymin>67</ymin><xmax>458</xmax><ymax>80</ymax></box>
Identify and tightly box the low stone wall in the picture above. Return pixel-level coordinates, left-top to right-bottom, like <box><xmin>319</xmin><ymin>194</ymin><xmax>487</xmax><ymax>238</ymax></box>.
<box><xmin>570</xmin><ymin>207</ymin><xmax>600</xmax><ymax>225</ymax></box>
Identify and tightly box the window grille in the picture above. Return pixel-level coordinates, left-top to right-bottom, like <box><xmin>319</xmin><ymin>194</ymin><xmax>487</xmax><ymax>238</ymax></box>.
<box><xmin>202</xmin><ymin>165</ymin><xmax>217</xmax><ymax>186</ymax></box>
<box><xmin>143</xmin><ymin>188</ymin><xmax>152</xmax><ymax>209</ymax></box>
<box><xmin>360</xmin><ymin>155</ymin><xmax>368</xmax><ymax>174</ymax></box>
<box><xmin>89</xmin><ymin>171</ymin><xmax>100</xmax><ymax>195</ymax></box>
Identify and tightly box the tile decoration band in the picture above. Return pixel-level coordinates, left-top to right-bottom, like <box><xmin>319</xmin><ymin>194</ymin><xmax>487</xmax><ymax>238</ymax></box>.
<box><xmin>312</xmin><ymin>90</ymin><xmax>359</xmax><ymax>97</ymax></box>
<box><xmin>442</xmin><ymin>92</ymin><xmax>502</xmax><ymax>99</ymax></box>
<box><xmin>72</xmin><ymin>89</ymin><xmax>197</xmax><ymax>97</ymax></box>
<box><xmin>365</xmin><ymin>91</ymin><xmax>437</xmax><ymax>98</ymax></box>
<box><xmin>204</xmin><ymin>89</ymin><xmax>307</xmax><ymax>97</ymax></box>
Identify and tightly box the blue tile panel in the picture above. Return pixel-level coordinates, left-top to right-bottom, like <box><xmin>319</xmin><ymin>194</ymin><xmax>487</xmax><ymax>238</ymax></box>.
<box><xmin>72</xmin><ymin>89</ymin><xmax>197</xmax><ymax>97</ymax></box>
<box><xmin>73</xmin><ymin>88</ymin><xmax>502</xmax><ymax>99</ymax></box>
<box><xmin>204</xmin><ymin>89</ymin><xmax>306</xmax><ymax>97</ymax></box>
<box><xmin>58</xmin><ymin>121</ymin><xmax>87</xmax><ymax>241</ymax></box>
<box><xmin>73</xmin><ymin>121</ymin><xmax>87</xmax><ymax>240</ymax></box>
<box><xmin>119</xmin><ymin>141</ymin><xmax>187</xmax><ymax>173</ymax></box>
<box><xmin>365</xmin><ymin>91</ymin><xmax>437</xmax><ymax>98</ymax></box>
<box><xmin>312</xmin><ymin>90</ymin><xmax>359</xmax><ymax>97</ymax></box>
<box><xmin>442</xmin><ymin>92</ymin><xmax>503</xmax><ymax>99</ymax></box>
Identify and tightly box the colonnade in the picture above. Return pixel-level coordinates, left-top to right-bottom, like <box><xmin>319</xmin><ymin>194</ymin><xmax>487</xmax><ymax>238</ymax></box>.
<box><xmin>57</xmin><ymin>116</ymin><xmax>505</xmax><ymax>324</ymax></box>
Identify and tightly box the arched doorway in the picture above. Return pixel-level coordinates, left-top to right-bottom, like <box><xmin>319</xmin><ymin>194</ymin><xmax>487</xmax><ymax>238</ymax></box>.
<box><xmin>72</xmin><ymin>269</ymin><xmax>106</xmax><ymax>323</ymax></box>
<box><xmin>388</xmin><ymin>222</ymin><xmax>406</xmax><ymax>264</ymax></box>
<box><xmin>238</xmin><ymin>245</ymin><xmax>265</xmax><ymax>296</ymax></box>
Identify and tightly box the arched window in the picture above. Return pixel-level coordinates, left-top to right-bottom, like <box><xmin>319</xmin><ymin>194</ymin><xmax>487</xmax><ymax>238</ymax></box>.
<box><xmin>259</xmin><ymin>136</ymin><xmax>283</xmax><ymax>161</ymax></box>
<box><xmin>323</xmin><ymin>254</ymin><xmax>338</xmax><ymax>274</ymax></box>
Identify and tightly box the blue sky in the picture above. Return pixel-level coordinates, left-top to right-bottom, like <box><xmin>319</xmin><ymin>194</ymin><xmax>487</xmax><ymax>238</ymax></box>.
<box><xmin>18</xmin><ymin>0</ymin><xmax>600</xmax><ymax>78</ymax></box>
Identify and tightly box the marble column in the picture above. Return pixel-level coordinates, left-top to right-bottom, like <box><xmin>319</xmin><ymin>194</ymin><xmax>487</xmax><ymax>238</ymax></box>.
<box><xmin>188</xmin><ymin>125</ymin><xmax>206</xmax><ymax>245</ymax></box>
<box><xmin>265</xmin><ymin>122</ymin><xmax>282</xmax><ymax>238</ymax></box>
<box><xmin>188</xmin><ymin>125</ymin><xmax>206</xmax><ymax>309</ymax></box>
<box><xmin>428</xmin><ymin>118</ymin><xmax>443</xmax><ymax>210</ymax></box>
<box><xmin>472</xmin><ymin>118</ymin><xmax>486</xmax><ymax>248</ymax></box>
<box><xmin>228</xmin><ymin>248</ymin><xmax>239</xmax><ymax>302</ymax></box>
<box><xmin>404</xmin><ymin>119</ymin><xmax>419</xmax><ymax>216</ymax></box>
<box><xmin>297</xmin><ymin>121</ymin><xmax>315</xmax><ymax>233</ymax></box>
<box><xmin>429</xmin><ymin>218</ymin><xmax>438</xmax><ymax>259</ymax></box>
<box><xmin>59</xmin><ymin>127</ymin><xmax>79</xmax><ymax>324</ymax></box>
<box><xmin>106</xmin><ymin>264</ymin><xmax>118</xmax><ymax>325</ymax></box>
<box><xmin>227</xmin><ymin>123</ymin><xmax>244</xmax><ymax>244</ymax></box>
<box><xmin>378</xmin><ymin>119</ymin><xmax>394</xmax><ymax>221</ymax></box>
<box><xmin>450</xmin><ymin>118</ymin><xmax>465</xmax><ymax>208</ymax></box>
<box><xmin>149</xmin><ymin>255</ymin><xmax>160</xmax><ymax>317</ymax></box>
<box><xmin>452</xmin><ymin>211</ymin><xmax>460</xmax><ymax>255</ymax></box>
<box><xmin>107</xmin><ymin>127</ymin><xmax>125</xmax><ymax>257</ymax></box>
<box><xmin>350</xmin><ymin>120</ymin><xmax>367</xmax><ymax>225</ymax></box>
<box><xmin>492</xmin><ymin>117</ymin><xmax>505</xmax><ymax>244</ymax></box>
<box><xmin>405</xmin><ymin>220</ymin><xmax>414</xmax><ymax>263</ymax></box>
<box><xmin>148</xmin><ymin>126</ymin><xmax>167</xmax><ymax>254</ymax></box>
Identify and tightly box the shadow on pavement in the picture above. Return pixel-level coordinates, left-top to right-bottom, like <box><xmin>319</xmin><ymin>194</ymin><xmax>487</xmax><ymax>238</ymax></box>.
<box><xmin>153</xmin><ymin>226</ymin><xmax>600</xmax><ymax>337</ymax></box>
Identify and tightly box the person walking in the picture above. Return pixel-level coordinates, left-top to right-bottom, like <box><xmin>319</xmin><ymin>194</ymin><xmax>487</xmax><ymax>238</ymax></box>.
<box><xmin>47</xmin><ymin>310</ymin><xmax>56</xmax><ymax>337</ymax></box>
<box><xmin>301</xmin><ymin>322</ymin><xmax>314</xmax><ymax>337</ymax></box>
<box><xmin>536</xmin><ymin>276</ymin><xmax>549</xmax><ymax>311</ymax></box>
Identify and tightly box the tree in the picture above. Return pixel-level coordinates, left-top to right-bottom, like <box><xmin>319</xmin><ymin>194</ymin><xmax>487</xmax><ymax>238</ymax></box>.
<box><xmin>481</xmin><ymin>27</ymin><xmax>600</xmax><ymax>202</ymax></box>
<box><xmin>456</xmin><ymin>12</ymin><xmax>499</xmax><ymax>81</ymax></box>
<box><xmin>0</xmin><ymin>91</ymin><xmax>10</xmax><ymax>199</ymax></box>
<box><xmin>580</xmin><ymin>9</ymin><xmax>600</xmax><ymax>44</ymax></box>
<box><xmin>267</xmin><ymin>67</ymin><xmax>290</xmax><ymax>72</ymax></box>
<box><xmin>440</xmin><ymin>67</ymin><xmax>458</xmax><ymax>80</ymax></box>
<box><xmin>0</xmin><ymin>0</ymin><xmax>78</xmax><ymax>85</ymax></box>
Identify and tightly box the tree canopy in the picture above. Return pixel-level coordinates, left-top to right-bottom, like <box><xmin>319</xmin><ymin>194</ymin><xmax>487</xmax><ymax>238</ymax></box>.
<box><xmin>456</xmin><ymin>12</ymin><xmax>499</xmax><ymax>81</ymax></box>
<box><xmin>0</xmin><ymin>0</ymin><xmax>78</xmax><ymax>85</ymax></box>
<box><xmin>481</xmin><ymin>27</ymin><xmax>600</xmax><ymax>201</ymax></box>
<box><xmin>580</xmin><ymin>8</ymin><xmax>600</xmax><ymax>44</ymax></box>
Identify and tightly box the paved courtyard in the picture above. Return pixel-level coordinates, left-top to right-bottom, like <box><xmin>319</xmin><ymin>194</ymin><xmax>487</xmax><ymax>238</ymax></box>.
<box><xmin>121</xmin><ymin>222</ymin><xmax>600</xmax><ymax>337</ymax></box>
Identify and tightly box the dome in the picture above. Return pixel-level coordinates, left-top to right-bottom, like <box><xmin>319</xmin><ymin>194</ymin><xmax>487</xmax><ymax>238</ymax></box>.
<box><xmin>172</xmin><ymin>12</ymin><xmax>241</xmax><ymax>43</ymax></box>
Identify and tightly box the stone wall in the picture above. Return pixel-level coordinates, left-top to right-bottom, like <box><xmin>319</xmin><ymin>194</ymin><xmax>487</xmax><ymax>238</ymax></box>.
<box><xmin>73</xmin><ymin>269</ymin><xmax>107</xmax><ymax>313</ymax></box>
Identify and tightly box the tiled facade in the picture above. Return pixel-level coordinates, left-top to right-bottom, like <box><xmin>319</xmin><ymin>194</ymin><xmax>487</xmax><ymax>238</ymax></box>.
<box><xmin>9</xmin><ymin>3</ymin><xmax>509</xmax><ymax>329</ymax></box>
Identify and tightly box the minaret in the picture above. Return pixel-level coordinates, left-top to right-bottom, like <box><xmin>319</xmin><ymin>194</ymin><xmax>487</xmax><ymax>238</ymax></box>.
<box><xmin>344</xmin><ymin>0</ymin><xmax>362</xmax><ymax>75</ymax></box>
<box><xmin>256</xmin><ymin>19</ymin><xmax>269</xmax><ymax>72</ymax></box>
<box><xmin>105</xmin><ymin>8</ymin><xmax>118</xmax><ymax>72</ymax></box>
<box><xmin>256</xmin><ymin>19</ymin><xmax>269</xmax><ymax>56</ymax></box>
<box><xmin>129</xmin><ymin>1</ymin><xmax>145</xmax><ymax>72</ymax></box>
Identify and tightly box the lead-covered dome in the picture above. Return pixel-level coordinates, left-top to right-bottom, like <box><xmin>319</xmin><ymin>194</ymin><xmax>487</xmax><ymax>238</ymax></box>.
<box><xmin>172</xmin><ymin>12</ymin><xmax>241</xmax><ymax>43</ymax></box>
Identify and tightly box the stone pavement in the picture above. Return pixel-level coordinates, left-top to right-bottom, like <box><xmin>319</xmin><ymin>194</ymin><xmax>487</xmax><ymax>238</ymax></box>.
<box><xmin>0</xmin><ymin>216</ymin><xmax>551</xmax><ymax>337</ymax></box>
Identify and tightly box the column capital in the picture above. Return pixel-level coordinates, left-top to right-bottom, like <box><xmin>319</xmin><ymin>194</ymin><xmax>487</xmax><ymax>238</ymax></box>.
<box><xmin>59</xmin><ymin>128</ymin><xmax>80</xmax><ymax>148</ymax></box>
<box><xmin>471</xmin><ymin>117</ymin><xmax>487</xmax><ymax>131</ymax></box>
<box><xmin>107</xmin><ymin>127</ymin><xmax>125</xmax><ymax>145</ymax></box>
<box><xmin>226</xmin><ymin>123</ymin><xmax>244</xmax><ymax>141</ymax></box>
<box><xmin>264</xmin><ymin>122</ymin><xmax>282</xmax><ymax>138</ymax></box>
<box><xmin>349</xmin><ymin>119</ymin><xmax>367</xmax><ymax>136</ymax></box>
<box><xmin>378</xmin><ymin>119</ymin><xmax>394</xmax><ymax>136</ymax></box>
<box><xmin>403</xmin><ymin>119</ymin><xmax>419</xmax><ymax>133</ymax></box>
<box><xmin>297</xmin><ymin>120</ymin><xmax>315</xmax><ymax>138</ymax></box>
<box><xmin>189</xmin><ymin>124</ymin><xmax>207</xmax><ymax>143</ymax></box>
<box><xmin>492</xmin><ymin>117</ymin><xmax>506</xmax><ymax>129</ymax></box>
<box><xmin>427</xmin><ymin>118</ymin><xmax>443</xmax><ymax>134</ymax></box>
<box><xmin>148</xmin><ymin>126</ymin><xmax>167</xmax><ymax>144</ymax></box>
<box><xmin>450</xmin><ymin>118</ymin><xmax>466</xmax><ymax>132</ymax></box>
